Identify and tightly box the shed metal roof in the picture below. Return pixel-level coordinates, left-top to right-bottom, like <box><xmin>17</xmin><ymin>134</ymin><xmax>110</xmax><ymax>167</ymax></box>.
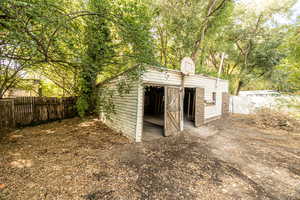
<box><xmin>96</xmin><ymin>64</ymin><xmax>228</xmax><ymax>87</ymax></box>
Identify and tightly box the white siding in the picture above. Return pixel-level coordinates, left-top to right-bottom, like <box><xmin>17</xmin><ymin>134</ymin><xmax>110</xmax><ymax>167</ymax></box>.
<box><xmin>135</xmin><ymin>83</ymin><xmax>144</xmax><ymax>142</ymax></box>
<box><xmin>98</xmin><ymin>66</ymin><xmax>229</xmax><ymax>142</ymax></box>
<box><xmin>142</xmin><ymin>67</ymin><xmax>229</xmax><ymax>120</ymax></box>
<box><xmin>142</xmin><ymin>68</ymin><xmax>182</xmax><ymax>86</ymax></box>
<box><xmin>99</xmin><ymin>78</ymin><xmax>140</xmax><ymax>142</ymax></box>
<box><xmin>184</xmin><ymin>75</ymin><xmax>229</xmax><ymax>120</ymax></box>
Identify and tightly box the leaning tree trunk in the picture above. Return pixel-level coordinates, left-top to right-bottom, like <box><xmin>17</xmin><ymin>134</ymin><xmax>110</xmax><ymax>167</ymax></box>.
<box><xmin>0</xmin><ymin>88</ymin><xmax>4</xmax><ymax>99</ymax></box>
<box><xmin>234</xmin><ymin>80</ymin><xmax>244</xmax><ymax>96</ymax></box>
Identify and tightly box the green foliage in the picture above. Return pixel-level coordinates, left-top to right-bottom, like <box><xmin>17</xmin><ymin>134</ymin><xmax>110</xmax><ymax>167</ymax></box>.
<box><xmin>117</xmin><ymin>67</ymin><xmax>143</xmax><ymax>96</ymax></box>
<box><xmin>231</xmin><ymin>33</ymin><xmax>285</xmax><ymax>94</ymax></box>
<box><xmin>76</xmin><ymin>0</ymin><xmax>155</xmax><ymax>117</ymax></box>
<box><xmin>1</xmin><ymin>0</ymin><xmax>299</xmax><ymax>110</ymax></box>
<box><xmin>97</xmin><ymin>65</ymin><xmax>144</xmax><ymax>117</ymax></box>
<box><xmin>76</xmin><ymin>0</ymin><xmax>113</xmax><ymax>117</ymax></box>
<box><xmin>273</xmin><ymin>23</ymin><xmax>300</xmax><ymax>92</ymax></box>
<box><xmin>76</xmin><ymin>93</ymin><xmax>90</xmax><ymax>118</ymax></box>
<box><xmin>0</xmin><ymin>0</ymin><xmax>80</xmax><ymax>64</ymax></box>
<box><xmin>201</xmin><ymin>0</ymin><xmax>297</xmax><ymax>94</ymax></box>
<box><xmin>150</xmin><ymin>0</ymin><xmax>233</xmax><ymax>69</ymax></box>
<box><xmin>97</xmin><ymin>86</ymin><xmax>116</xmax><ymax>120</ymax></box>
<box><xmin>0</xmin><ymin>0</ymin><xmax>83</xmax><ymax>97</ymax></box>
<box><xmin>40</xmin><ymin>80</ymin><xmax>64</xmax><ymax>97</ymax></box>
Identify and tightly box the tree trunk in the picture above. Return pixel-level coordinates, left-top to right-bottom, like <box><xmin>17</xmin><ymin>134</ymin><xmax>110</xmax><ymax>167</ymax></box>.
<box><xmin>0</xmin><ymin>88</ymin><xmax>4</xmax><ymax>99</ymax></box>
<box><xmin>234</xmin><ymin>80</ymin><xmax>243</xmax><ymax>96</ymax></box>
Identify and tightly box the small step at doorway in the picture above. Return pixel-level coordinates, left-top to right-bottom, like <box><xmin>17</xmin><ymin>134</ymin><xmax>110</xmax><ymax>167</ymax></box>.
<box><xmin>143</xmin><ymin>121</ymin><xmax>164</xmax><ymax>142</ymax></box>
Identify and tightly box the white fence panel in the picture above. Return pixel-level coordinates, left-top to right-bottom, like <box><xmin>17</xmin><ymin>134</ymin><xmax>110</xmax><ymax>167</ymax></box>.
<box><xmin>230</xmin><ymin>95</ymin><xmax>300</xmax><ymax>115</ymax></box>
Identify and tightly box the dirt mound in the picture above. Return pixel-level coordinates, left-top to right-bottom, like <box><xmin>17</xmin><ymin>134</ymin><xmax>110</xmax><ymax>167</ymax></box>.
<box><xmin>249</xmin><ymin>108</ymin><xmax>300</xmax><ymax>132</ymax></box>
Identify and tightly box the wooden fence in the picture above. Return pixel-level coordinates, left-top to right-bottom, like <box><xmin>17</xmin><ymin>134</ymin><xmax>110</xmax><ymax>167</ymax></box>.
<box><xmin>0</xmin><ymin>99</ymin><xmax>14</xmax><ymax>129</ymax></box>
<box><xmin>0</xmin><ymin>97</ymin><xmax>77</xmax><ymax>129</ymax></box>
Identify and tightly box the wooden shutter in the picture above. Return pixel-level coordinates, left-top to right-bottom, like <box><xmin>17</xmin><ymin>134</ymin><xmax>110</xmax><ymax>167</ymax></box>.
<box><xmin>164</xmin><ymin>87</ymin><xmax>182</xmax><ymax>137</ymax></box>
<box><xmin>195</xmin><ymin>88</ymin><xmax>205</xmax><ymax>127</ymax></box>
<box><xmin>222</xmin><ymin>92</ymin><xmax>230</xmax><ymax>116</ymax></box>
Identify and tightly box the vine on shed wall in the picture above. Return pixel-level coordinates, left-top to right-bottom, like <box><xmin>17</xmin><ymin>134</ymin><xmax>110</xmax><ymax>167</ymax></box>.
<box><xmin>97</xmin><ymin>66</ymin><xmax>144</xmax><ymax>119</ymax></box>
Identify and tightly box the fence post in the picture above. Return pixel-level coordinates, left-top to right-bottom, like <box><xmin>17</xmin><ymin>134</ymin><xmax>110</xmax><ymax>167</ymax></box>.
<box><xmin>11</xmin><ymin>99</ymin><xmax>16</xmax><ymax>128</ymax></box>
<box><xmin>222</xmin><ymin>92</ymin><xmax>230</xmax><ymax>117</ymax></box>
<box><xmin>60</xmin><ymin>98</ymin><xmax>63</xmax><ymax>119</ymax></box>
<box><xmin>31</xmin><ymin>97</ymin><xmax>34</xmax><ymax>124</ymax></box>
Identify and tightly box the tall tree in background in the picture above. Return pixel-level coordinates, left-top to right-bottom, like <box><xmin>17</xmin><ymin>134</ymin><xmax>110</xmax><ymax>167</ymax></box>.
<box><xmin>77</xmin><ymin>0</ymin><xmax>155</xmax><ymax>116</ymax></box>
<box><xmin>271</xmin><ymin>22</ymin><xmax>300</xmax><ymax>92</ymax></box>
<box><xmin>0</xmin><ymin>0</ymin><xmax>84</xmax><ymax>97</ymax></box>
<box><xmin>200</xmin><ymin>0</ymin><xmax>297</xmax><ymax>94</ymax></box>
<box><xmin>150</xmin><ymin>0</ymin><xmax>233</xmax><ymax>69</ymax></box>
<box><xmin>226</xmin><ymin>0</ymin><xmax>295</xmax><ymax>95</ymax></box>
<box><xmin>76</xmin><ymin>0</ymin><xmax>114</xmax><ymax>116</ymax></box>
<box><xmin>1</xmin><ymin>0</ymin><xmax>155</xmax><ymax>114</ymax></box>
<box><xmin>1</xmin><ymin>0</ymin><xmax>299</xmax><ymax>102</ymax></box>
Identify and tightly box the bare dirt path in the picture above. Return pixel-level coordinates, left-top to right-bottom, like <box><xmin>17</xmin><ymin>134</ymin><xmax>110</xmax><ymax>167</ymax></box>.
<box><xmin>193</xmin><ymin>117</ymin><xmax>300</xmax><ymax>200</ymax></box>
<box><xmin>0</xmin><ymin>116</ymin><xmax>299</xmax><ymax>200</ymax></box>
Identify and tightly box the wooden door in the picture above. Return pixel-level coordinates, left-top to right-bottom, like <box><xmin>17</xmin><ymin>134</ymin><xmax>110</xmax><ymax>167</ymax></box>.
<box><xmin>195</xmin><ymin>88</ymin><xmax>205</xmax><ymax>127</ymax></box>
<box><xmin>222</xmin><ymin>92</ymin><xmax>230</xmax><ymax>116</ymax></box>
<box><xmin>164</xmin><ymin>87</ymin><xmax>182</xmax><ymax>136</ymax></box>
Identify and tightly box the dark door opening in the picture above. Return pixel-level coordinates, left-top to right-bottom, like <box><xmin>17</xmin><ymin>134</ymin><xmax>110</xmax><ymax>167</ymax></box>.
<box><xmin>184</xmin><ymin>88</ymin><xmax>196</xmax><ymax>127</ymax></box>
<box><xmin>143</xmin><ymin>86</ymin><xmax>165</xmax><ymax>141</ymax></box>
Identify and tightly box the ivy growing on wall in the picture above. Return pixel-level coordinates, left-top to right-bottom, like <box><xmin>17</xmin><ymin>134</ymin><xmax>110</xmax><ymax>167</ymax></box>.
<box><xmin>97</xmin><ymin>86</ymin><xmax>116</xmax><ymax>120</ymax></box>
<box><xmin>77</xmin><ymin>0</ymin><xmax>155</xmax><ymax>117</ymax></box>
<box><xmin>97</xmin><ymin>65</ymin><xmax>145</xmax><ymax>119</ymax></box>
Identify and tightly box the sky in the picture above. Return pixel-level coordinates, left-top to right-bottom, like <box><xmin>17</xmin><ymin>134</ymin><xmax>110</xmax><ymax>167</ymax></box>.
<box><xmin>287</xmin><ymin>0</ymin><xmax>300</xmax><ymax>23</ymax></box>
<box><xmin>240</xmin><ymin>0</ymin><xmax>300</xmax><ymax>24</ymax></box>
<box><xmin>275</xmin><ymin>0</ymin><xmax>300</xmax><ymax>24</ymax></box>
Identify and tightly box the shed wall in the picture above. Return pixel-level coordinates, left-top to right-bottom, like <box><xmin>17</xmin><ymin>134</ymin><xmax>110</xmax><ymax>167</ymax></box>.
<box><xmin>135</xmin><ymin>83</ymin><xmax>144</xmax><ymax>142</ymax></box>
<box><xmin>99</xmin><ymin>78</ymin><xmax>140</xmax><ymax>141</ymax></box>
<box><xmin>142</xmin><ymin>68</ymin><xmax>182</xmax><ymax>86</ymax></box>
<box><xmin>141</xmin><ymin>68</ymin><xmax>229</xmax><ymax>121</ymax></box>
<box><xmin>98</xmin><ymin>66</ymin><xmax>229</xmax><ymax>142</ymax></box>
<box><xmin>183</xmin><ymin>75</ymin><xmax>229</xmax><ymax>120</ymax></box>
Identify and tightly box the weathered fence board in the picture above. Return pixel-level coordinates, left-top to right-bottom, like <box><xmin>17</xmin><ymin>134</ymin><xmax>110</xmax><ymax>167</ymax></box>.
<box><xmin>0</xmin><ymin>99</ymin><xmax>14</xmax><ymax>129</ymax></box>
<box><xmin>0</xmin><ymin>97</ymin><xmax>77</xmax><ymax>130</ymax></box>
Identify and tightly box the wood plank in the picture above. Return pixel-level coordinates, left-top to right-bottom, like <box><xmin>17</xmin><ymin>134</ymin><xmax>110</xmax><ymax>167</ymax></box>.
<box><xmin>1</xmin><ymin>96</ymin><xmax>77</xmax><ymax>130</ymax></box>
<box><xmin>164</xmin><ymin>87</ymin><xmax>182</xmax><ymax>137</ymax></box>
<box><xmin>195</xmin><ymin>88</ymin><xmax>205</xmax><ymax>127</ymax></box>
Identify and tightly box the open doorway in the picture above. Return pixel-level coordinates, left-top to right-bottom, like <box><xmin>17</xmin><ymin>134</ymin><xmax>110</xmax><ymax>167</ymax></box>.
<box><xmin>184</xmin><ymin>88</ymin><xmax>196</xmax><ymax>128</ymax></box>
<box><xmin>143</xmin><ymin>86</ymin><xmax>165</xmax><ymax>141</ymax></box>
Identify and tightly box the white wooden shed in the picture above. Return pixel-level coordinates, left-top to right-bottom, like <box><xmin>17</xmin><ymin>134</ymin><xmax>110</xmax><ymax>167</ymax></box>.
<box><xmin>97</xmin><ymin>65</ymin><xmax>229</xmax><ymax>142</ymax></box>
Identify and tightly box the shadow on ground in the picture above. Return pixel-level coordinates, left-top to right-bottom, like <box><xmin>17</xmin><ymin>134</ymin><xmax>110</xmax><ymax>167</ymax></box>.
<box><xmin>0</xmin><ymin>116</ymin><xmax>299</xmax><ymax>200</ymax></box>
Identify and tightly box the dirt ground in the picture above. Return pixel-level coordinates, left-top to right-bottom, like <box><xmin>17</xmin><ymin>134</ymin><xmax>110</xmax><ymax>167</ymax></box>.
<box><xmin>0</xmin><ymin>115</ymin><xmax>299</xmax><ymax>200</ymax></box>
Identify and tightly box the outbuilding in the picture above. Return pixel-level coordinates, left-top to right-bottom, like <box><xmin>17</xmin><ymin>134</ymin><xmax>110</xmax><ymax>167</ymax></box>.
<box><xmin>97</xmin><ymin>65</ymin><xmax>229</xmax><ymax>142</ymax></box>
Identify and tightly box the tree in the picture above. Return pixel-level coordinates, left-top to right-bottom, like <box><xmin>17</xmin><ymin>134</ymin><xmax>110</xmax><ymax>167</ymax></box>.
<box><xmin>271</xmin><ymin>23</ymin><xmax>300</xmax><ymax>92</ymax></box>
<box><xmin>76</xmin><ymin>0</ymin><xmax>155</xmax><ymax>116</ymax></box>
<box><xmin>201</xmin><ymin>0</ymin><xmax>296</xmax><ymax>94</ymax></box>
<box><xmin>0</xmin><ymin>57</ymin><xmax>27</xmax><ymax>98</ymax></box>
<box><xmin>150</xmin><ymin>0</ymin><xmax>233</xmax><ymax>69</ymax></box>
<box><xmin>1</xmin><ymin>0</ymin><xmax>298</xmax><ymax>104</ymax></box>
<box><xmin>0</xmin><ymin>0</ymin><xmax>84</xmax><ymax>97</ymax></box>
<box><xmin>0</xmin><ymin>0</ymin><xmax>155</xmax><ymax>115</ymax></box>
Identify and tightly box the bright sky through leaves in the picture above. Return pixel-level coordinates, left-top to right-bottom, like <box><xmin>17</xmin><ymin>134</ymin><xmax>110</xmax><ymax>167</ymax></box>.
<box><xmin>239</xmin><ymin>0</ymin><xmax>300</xmax><ymax>24</ymax></box>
